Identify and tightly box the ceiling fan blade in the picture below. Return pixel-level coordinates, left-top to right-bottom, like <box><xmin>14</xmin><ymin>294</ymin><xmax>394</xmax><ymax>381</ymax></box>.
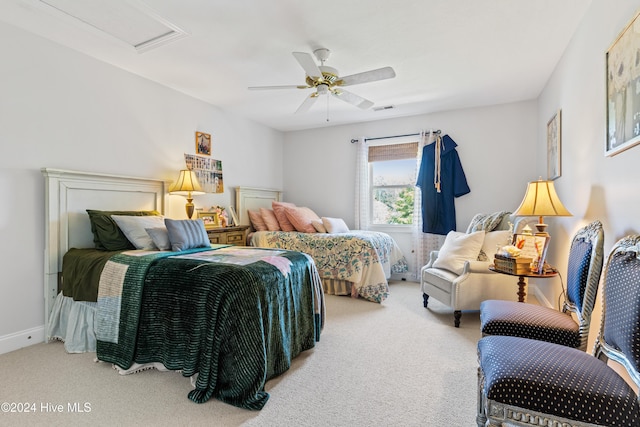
<box><xmin>292</xmin><ymin>52</ymin><xmax>322</xmax><ymax>79</ymax></box>
<box><xmin>332</xmin><ymin>89</ymin><xmax>374</xmax><ymax>110</ymax></box>
<box><xmin>248</xmin><ymin>85</ymin><xmax>309</xmax><ymax>90</ymax></box>
<box><xmin>339</xmin><ymin>66</ymin><xmax>396</xmax><ymax>86</ymax></box>
<box><xmin>295</xmin><ymin>94</ymin><xmax>318</xmax><ymax>114</ymax></box>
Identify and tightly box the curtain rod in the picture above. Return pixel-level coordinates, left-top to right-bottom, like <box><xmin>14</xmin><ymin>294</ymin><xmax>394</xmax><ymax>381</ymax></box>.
<box><xmin>350</xmin><ymin>129</ymin><xmax>441</xmax><ymax>143</ymax></box>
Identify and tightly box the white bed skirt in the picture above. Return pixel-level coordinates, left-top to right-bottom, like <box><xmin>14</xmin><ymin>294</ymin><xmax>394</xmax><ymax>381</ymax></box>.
<box><xmin>46</xmin><ymin>293</ymin><xmax>232</xmax><ymax>386</ymax></box>
<box><xmin>46</xmin><ymin>292</ymin><xmax>97</xmax><ymax>353</ymax></box>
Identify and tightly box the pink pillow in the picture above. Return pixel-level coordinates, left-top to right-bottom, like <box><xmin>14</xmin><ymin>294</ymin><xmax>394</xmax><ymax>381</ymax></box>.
<box><xmin>248</xmin><ymin>210</ymin><xmax>267</xmax><ymax>231</ymax></box>
<box><xmin>260</xmin><ymin>207</ymin><xmax>281</xmax><ymax>231</ymax></box>
<box><xmin>284</xmin><ymin>206</ymin><xmax>321</xmax><ymax>233</ymax></box>
<box><xmin>272</xmin><ymin>201</ymin><xmax>296</xmax><ymax>232</ymax></box>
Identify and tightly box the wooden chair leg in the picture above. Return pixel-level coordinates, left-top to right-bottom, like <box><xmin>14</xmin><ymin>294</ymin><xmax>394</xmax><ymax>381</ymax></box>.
<box><xmin>454</xmin><ymin>310</ymin><xmax>461</xmax><ymax>327</ymax></box>
<box><xmin>423</xmin><ymin>293</ymin><xmax>429</xmax><ymax>308</ymax></box>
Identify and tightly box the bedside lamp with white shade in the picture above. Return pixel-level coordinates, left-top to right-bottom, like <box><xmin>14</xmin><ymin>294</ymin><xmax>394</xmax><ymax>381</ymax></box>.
<box><xmin>513</xmin><ymin>178</ymin><xmax>572</xmax><ymax>237</ymax></box>
<box><xmin>169</xmin><ymin>169</ymin><xmax>205</xmax><ymax>219</ymax></box>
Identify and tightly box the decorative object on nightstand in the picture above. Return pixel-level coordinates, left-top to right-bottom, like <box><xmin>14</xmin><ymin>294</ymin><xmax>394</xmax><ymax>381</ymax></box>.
<box><xmin>169</xmin><ymin>169</ymin><xmax>204</xmax><ymax>219</ymax></box>
<box><xmin>197</xmin><ymin>210</ymin><xmax>220</xmax><ymax>228</ymax></box>
<box><xmin>513</xmin><ymin>178</ymin><xmax>572</xmax><ymax>237</ymax></box>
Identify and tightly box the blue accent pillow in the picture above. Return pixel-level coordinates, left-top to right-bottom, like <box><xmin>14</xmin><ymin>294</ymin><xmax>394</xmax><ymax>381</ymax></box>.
<box><xmin>165</xmin><ymin>219</ymin><xmax>210</xmax><ymax>252</ymax></box>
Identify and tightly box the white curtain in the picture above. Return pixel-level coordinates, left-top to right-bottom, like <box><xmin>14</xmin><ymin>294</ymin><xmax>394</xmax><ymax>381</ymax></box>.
<box><xmin>354</xmin><ymin>137</ymin><xmax>370</xmax><ymax>230</ymax></box>
<box><xmin>413</xmin><ymin>131</ymin><xmax>446</xmax><ymax>279</ymax></box>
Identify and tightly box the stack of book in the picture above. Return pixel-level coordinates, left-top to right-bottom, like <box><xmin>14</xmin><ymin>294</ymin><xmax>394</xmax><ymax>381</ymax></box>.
<box><xmin>493</xmin><ymin>254</ymin><xmax>532</xmax><ymax>275</ymax></box>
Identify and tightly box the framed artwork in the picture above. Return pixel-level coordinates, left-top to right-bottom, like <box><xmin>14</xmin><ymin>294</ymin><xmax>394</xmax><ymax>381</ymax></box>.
<box><xmin>184</xmin><ymin>154</ymin><xmax>223</xmax><ymax>194</ymax></box>
<box><xmin>228</xmin><ymin>206</ymin><xmax>239</xmax><ymax>226</ymax></box>
<box><xmin>547</xmin><ymin>109</ymin><xmax>561</xmax><ymax>180</ymax></box>
<box><xmin>605</xmin><ymin>9</ymin><xmax>640</xmax><ymax>157</ymax></box>
<box><xmin>197</xmin><ymin>210</ymin><xmax>220</xmax><ymax>229</ymax></box>
<box><xmin>513</xmin><ymin>233</ymin><xmax>549</xmax><ymax>275</ymax></box>
<box><xmin>196</xmin><ymin>131</ymin><xmax>211</xmax><ymax>156</ymax></box>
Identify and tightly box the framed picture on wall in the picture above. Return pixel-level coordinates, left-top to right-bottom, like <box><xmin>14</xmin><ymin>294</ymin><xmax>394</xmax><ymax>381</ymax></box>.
<box><xmin>547</xmin><ymin>109</ymin><xmax>561</xmax><ymax>180</ymax></box>
<box><xmin>605</xmin><ymin>9</ymin><xmax>640</xmax><ymax>156</ymax></box>
<box><xmin>196</xmin><ymin>131</ymin><xmax>211</xmax><ymax>156</ymax></box>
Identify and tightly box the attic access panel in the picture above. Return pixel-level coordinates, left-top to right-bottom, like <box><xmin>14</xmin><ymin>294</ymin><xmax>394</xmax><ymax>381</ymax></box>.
<box><xmin>37</xmin><ymin>0</ymin><xmax>188</xmax><ymax>52</ymax></box>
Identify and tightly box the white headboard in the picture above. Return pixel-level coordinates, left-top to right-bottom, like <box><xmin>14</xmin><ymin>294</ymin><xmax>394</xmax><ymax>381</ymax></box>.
<box><xmin>235</xmin><ymin>187</ymin><xmax>283</xmax><ymax>226</ymax></box>
<box><xmin>41</xmin><ymin>168</ymin><xmax>168</xmax><ymax>332</ymax></box>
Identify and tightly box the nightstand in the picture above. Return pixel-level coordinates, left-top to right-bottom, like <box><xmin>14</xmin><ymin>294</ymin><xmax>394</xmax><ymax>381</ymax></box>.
<box><xmin>206</xmin><ymin>225</ymin><xmax>249</xmax><ymax>246</ymax></box>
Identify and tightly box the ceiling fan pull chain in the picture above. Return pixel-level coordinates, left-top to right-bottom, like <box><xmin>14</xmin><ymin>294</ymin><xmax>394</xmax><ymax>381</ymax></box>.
<box><xmin>326</xmin><ymin>94</ymin><xmax>330</xmax><ymax>122</ymax></box>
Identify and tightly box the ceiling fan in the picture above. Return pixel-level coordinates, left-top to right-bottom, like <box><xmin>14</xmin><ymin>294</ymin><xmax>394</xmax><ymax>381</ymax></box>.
<box><xmin>249</xmin><ymin>48</ymin><xmax>396</xmax><ymax>114</ymax></box>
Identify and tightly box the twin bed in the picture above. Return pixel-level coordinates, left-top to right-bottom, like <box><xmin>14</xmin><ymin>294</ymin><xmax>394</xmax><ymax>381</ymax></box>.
<box><xmin>43</xmin><ymin>170</ymin><xmax>404</xmax><ymax>410</ymax></box>
<box><xmin>235</xmin><ymin>187</ymin><xmax>407</xmax><ymax>303</ymax></box>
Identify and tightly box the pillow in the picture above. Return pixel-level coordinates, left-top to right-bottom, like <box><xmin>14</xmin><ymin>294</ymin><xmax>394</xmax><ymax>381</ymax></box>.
<box><xmin>272</xmin><ymin>201</ymin><xmax>297</xmax><ymax>231</ymax></box>
<box><xmin>86</xmin><ymin>210</ymin><xmax>160</xmax><ymax>250</ymax></box>
<box><xmin>260</xmin><ymin>208</ymin><xmax>281</xmax><ymax>231</ymax></box>
<box><xmin>432</xmin><ymin>230</ymin><xmax>485</xmax><ymax>275</ymax></box>
<box><xmin>312</xmin><ymin>219</ymin><xmax>327</xmax><ymax>233</ymax></box>
<box><xmin>145</xmin><ymin>227</ymin><xmax>171</xmax><ymax>251</ymax></box>
<box><xmin>466</xmin><ymin>211</ymin><xmax>511</xmax><ymax>233</ymax></box>
<box><xmin>478</xmin><ymin>230</ymin><xmax>512</xmax><ymax>261</ymax></box>
<box><xmin>248</xmin><ymin>210</ymin><xmax>268</xmax><ymax>231</ymax></box>
<box><xmin>164</xmin><ymin>219</ymin><xmax>210</xmax><ymax>251</ymax></box>
<box><xmin>322</xmin><ymin>217</ymin><xmax>350</xmax><ymax>234</ymax></box>
<box><xmin>284</xmin><ymin>206</ymin><xmax>321</xmax><ymax>233</ymax></box>
<box><xmin>111</xmin><ymin>215</ymin><xmax>166</xmax><ymax>250</ymax></box>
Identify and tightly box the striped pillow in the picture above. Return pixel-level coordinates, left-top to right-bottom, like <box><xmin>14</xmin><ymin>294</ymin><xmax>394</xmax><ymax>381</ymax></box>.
<box><xmin>165</xmin><ymin>219</ymin><xmax>210</xmax><ymax>251</ymax></box>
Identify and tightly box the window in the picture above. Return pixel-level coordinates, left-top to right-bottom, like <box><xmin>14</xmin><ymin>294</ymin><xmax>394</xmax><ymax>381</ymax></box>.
<box><xmin>369</xmin><ymin>142</ymin><xmax>418</xmax><ymax>225</ymax></box>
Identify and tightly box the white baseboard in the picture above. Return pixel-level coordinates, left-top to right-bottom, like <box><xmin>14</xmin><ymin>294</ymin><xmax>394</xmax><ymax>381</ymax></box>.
<box><xmin>0</xmin><ymin>326</ymin><xmax>45</xmax><ymax>355</ymax></box>
<box><xmin>391</xmin><ymin>272</ymin><xmax>416</xmax><ymax>282</ymax></box>
<box><xmin>531</xmin><ymin>284</ymin><xmax>553</xmax><ymax>308</ymax></box>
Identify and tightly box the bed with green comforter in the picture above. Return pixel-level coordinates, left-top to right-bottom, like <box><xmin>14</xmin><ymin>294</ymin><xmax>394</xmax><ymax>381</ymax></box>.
<box><xmin>61</xmin><ymin>246</ymin><xmax>324</xmax><ymax>410</ymax></box>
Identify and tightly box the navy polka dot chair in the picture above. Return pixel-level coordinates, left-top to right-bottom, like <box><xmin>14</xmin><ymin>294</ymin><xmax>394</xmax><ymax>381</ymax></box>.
<box><xmin>476</xmin><ymin>235</ymin><xmax>640</xmax><ymax>427</ymax></box>
<box><xmin>480</xmin><ymin>220</ymin><xmax>604</xmax><ymax>351</ymax></box>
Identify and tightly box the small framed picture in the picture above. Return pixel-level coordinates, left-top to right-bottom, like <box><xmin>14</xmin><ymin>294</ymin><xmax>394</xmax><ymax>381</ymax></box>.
<box><xmin>197</xmin><ymin>211</ymin><xmax>219</xmax><ymax>229</ymax></box>
<box><xmin>196</xmin><ymin>131</ymin><xmax>211</xmax><ymax>156</ymax></box>
<box><xmin>228</xmin><ymin>206</ymin><xmax>239</xmax><ymax>226</ymax></box>
<box><xmin>513</xmin><ymin>234</ymin><xmax>550</xmax><ymax>274</ymax></box>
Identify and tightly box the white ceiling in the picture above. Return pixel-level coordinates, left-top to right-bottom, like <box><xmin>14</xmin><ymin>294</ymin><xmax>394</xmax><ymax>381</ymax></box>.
<box><xmin>1</xmin><ymin>0</ymin><xmax>592</xmax><ymax>132</ymax></box>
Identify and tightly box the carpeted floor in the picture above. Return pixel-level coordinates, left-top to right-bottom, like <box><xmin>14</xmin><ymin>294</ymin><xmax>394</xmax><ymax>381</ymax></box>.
<box><xmin>0</xmin><ymin>281</ymin><xmax>483</xmax><ymax>426</ymax></box>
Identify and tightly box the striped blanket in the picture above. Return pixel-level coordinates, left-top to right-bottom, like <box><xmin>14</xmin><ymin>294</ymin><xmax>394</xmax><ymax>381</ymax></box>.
<box><xmin>96</xmin><ymin>246</ymin><xmax>324</xmax><ymax>410</ymax></box>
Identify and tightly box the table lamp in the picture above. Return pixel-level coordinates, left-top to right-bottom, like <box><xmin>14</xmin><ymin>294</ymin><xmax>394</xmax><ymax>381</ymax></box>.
<box><xmin>169</xmin><ymin>169</ymin><xmax>205</xmax><ymax>219</ymax></box>
<box><xmin>513</xmin><ymin>178</ymin><xmax>572</xmax><ymax>236</ymax></box>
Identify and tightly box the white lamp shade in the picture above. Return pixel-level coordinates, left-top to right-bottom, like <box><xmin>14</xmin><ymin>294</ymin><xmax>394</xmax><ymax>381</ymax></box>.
<box><xmin>513</xmin><ymin>179</ymin><xmax>571</xmax><ymax>217</ymax></box>
<box><xmin>169</xmin><ymin>170</ymin><xmax>205</xmax><ymax>195</ymax></box>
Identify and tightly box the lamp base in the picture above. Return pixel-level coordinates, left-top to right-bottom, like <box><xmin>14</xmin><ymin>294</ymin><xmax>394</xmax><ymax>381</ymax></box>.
<box><xmin>185</xmin><ymin>198</ymin><xmax>195</xmax><ymax>219</ymax></box>
<box><xmin>535</xmin><ymin>223</ymin><xmax>549</xmax><ymax>236</ymax></box>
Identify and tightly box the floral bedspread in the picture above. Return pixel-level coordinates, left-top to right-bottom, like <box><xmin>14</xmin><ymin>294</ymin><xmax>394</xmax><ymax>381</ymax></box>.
<box><xmin>251</xmin><ymin>230</ymin><xmax>407</xmax><ymax>303</ymax></box>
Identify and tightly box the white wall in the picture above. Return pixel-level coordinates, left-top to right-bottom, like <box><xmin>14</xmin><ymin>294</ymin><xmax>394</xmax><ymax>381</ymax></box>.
<box><xmin>283</xmin><ymin>101</ymin><xmax>539</xmax><ymax>275</ymax></box>
<box><xmin>536</xmin><ymin>0</ymin><xmax>640</xmax><ymax>300</ymax></box>
<box><xmin>536</xmin><ymin>0</ymin><xmax>640</xmax><ymax>350</ymax></box>
<box><xmin>0</xmin><ymin>22</ymin><xmax>284</xmax><ymax>353</ymax></box>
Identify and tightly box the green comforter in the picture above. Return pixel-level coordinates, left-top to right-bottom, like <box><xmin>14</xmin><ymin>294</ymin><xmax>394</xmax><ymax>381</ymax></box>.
<box><xmin>96</xmin><ymin>247</ymin><xmax>324</xmax><ymax>410</ymax></box>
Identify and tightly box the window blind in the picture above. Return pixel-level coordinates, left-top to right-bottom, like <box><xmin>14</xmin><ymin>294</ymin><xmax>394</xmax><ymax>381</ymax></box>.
<box><xmin>368</xmin><ymin>142</ymin><xmax>418</xmax><ymax>162</ymax></box>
